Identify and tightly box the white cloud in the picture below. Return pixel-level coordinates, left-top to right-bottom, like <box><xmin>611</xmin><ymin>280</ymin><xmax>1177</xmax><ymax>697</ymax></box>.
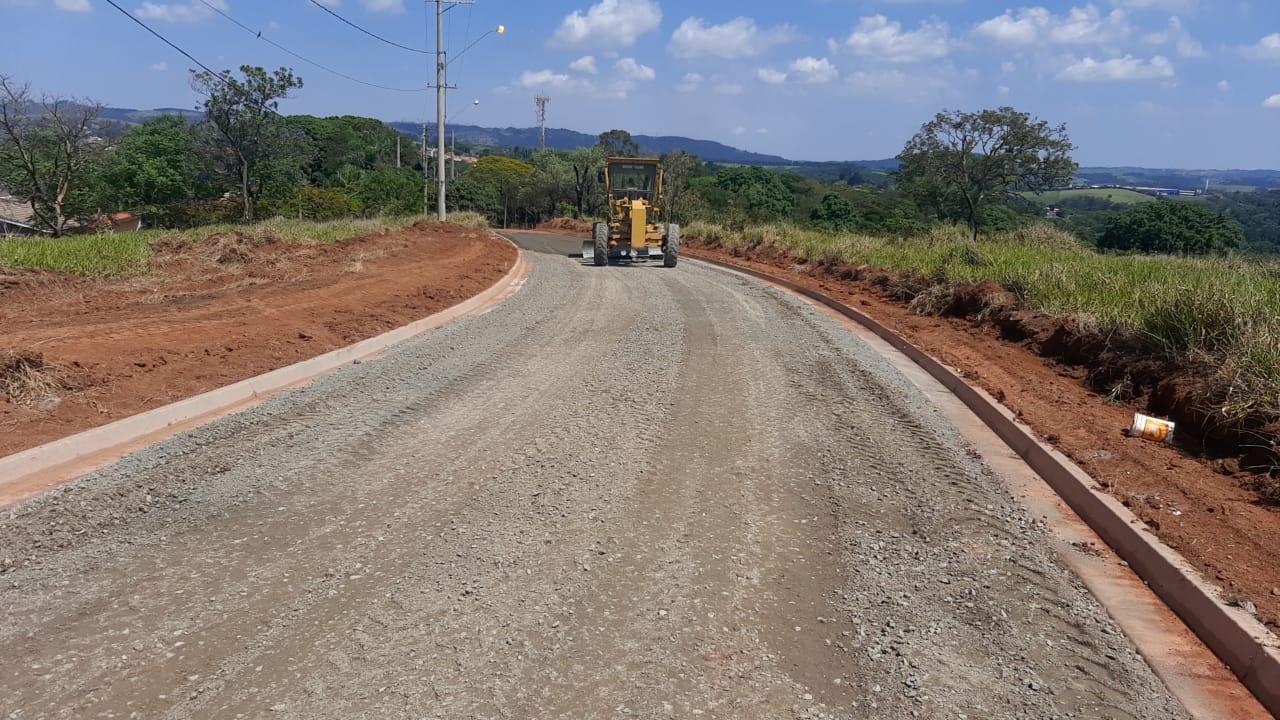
<box><xmin>1217</xmin><ymin>79</ymin><xmax>1230</xmax><ymax>91</ymax></box>
<box><xmin>150</xmin><ymin>61</ymin><xmax>168</xmax><ymax>71</ymax></box>
<box><xmin>1111</xmin><ymin>0</ymin><xmax>1197</xmax><ymax>10</ymax></box>
<box><xmin>998</xmin><ymin>84</ymin><xmax>1010</xmax><ymax>94</ymax></box>
<box><xmin>552</xmin><ymin>0</ymin><xmax>661</xmax><ymax>49</ymax></box>
<box><xmin>675</xmin><ymin>72</ymin><xmax>703</xmax><ymax>93</ymax></box>
<box><xmin>756</xmin><ymin>67</ymin><xmax>788</xmax><ymax>84</ymax></box>
<box><xmin>361</xmin><ymin>0</ymin><xmax>404</xmax><ymax>13</ymax></box>
<box><xmin>516</xmin><ymin>69</ymin><xmax>578</xmax><ymax>90</ymax></box>
<box><xmin>1057</xmin><ymin>54</ymin><xmax>1174</xmax><ymax>81</ymax></box>
<box><xmin>1001</xmin><ymin>61</ymin><xmax>1017</xmax><ymax>73</ymax></box>
<box><xmin>614</xmin><ymin>57</ymin><xmax>655</xmax><ymax>81</ymax></box>
<box><xmin>135</xmin><ymin>0</ymin><xmax>226</xmax><ymax>23</ymax></box>
<box><xmin>569</xmin><ymin>55</ymin><xmax>598</xmax><ymax>74</ymax></box>
<box><xmin>668</xmin><ymin>16</ymin><xmax>796</xmax><ymax>59</ymax></box>
<box><xmin>788</xmin><ymin>56</ymin><xmax>838</xmax><ymax>84</ymax></box>
<box><xmin>1241</xmin><ymin>33</ymin><xmax>1280</xmax><ymax>61</ymax></box>
<box><xmin>54</xmin><ymin>0</ymin><xmax>90</xmax><ymax>11</ymax></box>
<box><xmin>713</xmin><ymin>83</ymin><xmax>744</xmax><ymax>95</ymax></box>
<box><xmin>732</xmin><ymin>126</ymin><xmax>746</xmax><ymax>135</ymax></box>
<box><xmin>973</xmin><ymin>4</ymin><xmax>1130</xmax><ymax>47</ymax></box>
<box><xmin>1265</xmin><ymin>94</ymin><xmax>1280</xmax><ymax>109</ymax></box>
<box><xmin>846</xmin><ymin>15</ymin><xmax>950</xmax><ymax>63</ymax></box>
<box><xmin>1144</xmin><ymin>16</ymin><xmax>1204</xmax><ymax>58</ymax></box>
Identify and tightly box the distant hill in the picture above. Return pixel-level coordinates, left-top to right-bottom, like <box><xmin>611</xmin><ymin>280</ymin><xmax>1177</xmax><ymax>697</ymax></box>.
<box><xmin>98</xmin><ymin>107</ymin><xmax>1280</xmax><ymax>190</ymax></box>
<box><xmin>388</xmin><ymin>121</ymin><xmax>789</xmax><ymax>164</ymax></box>
<box><xmin>100</xmin><ymin>106</ymin><xmax>204</xmax><ymax>125</ymax></box>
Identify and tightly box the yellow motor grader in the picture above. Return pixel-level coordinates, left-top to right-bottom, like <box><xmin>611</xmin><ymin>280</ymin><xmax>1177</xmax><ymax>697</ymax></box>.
<box><xmin>583</xmin><ymin>157</ymin><xmax>679</xmax><ymax>267</ymax></box>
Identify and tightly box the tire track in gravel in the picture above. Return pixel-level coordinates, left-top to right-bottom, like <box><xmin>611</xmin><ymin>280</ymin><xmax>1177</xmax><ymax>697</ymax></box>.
<box><xmin>0</xmin><ymin>234</ymin><xmax>1190</xmax><ymax>720</ymax></box>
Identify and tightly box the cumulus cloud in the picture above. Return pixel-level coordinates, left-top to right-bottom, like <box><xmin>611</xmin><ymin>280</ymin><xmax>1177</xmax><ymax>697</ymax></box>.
<box><xmin>756</xmin><ymin>67</ymin><xmax>788</xmax><ymax>84</ymax></box>
<box><xmin>1057</xmin><ymin>54</ymin><xmax>1174</xmax><ymax>81</ymax></box>
<box><xmin>1217</xmin><ymin>79</ymin><xmax>1230</xmax><ymax>91</ymax></box>
<box><xmin>551</xmin><ymin>0</ymin><xmax>661</xmax><ymax>49</ymax></box>
<box><xmin>1265</xmin><ymin>94</ymin><xmax>1280</xmax><ymax>109</ymax></box>
<box><xmin>54</xmin><ymin>0</ymin><xmax>90</xmax><ymax>11</ymax></box>
<box><xmin>668</xmin><ymin>16</ymin><xmax>796</xmax><ymax>59</ymax></box>
<box><xmin>515</xmin><ymin>69</ymin><xmax>578</xmax><ymax>90</ymax></box>
<box><xmin>846</xmin><ymin>15</ymin><xmax>950</xmax><ymax>63</ymax></box>
<box><xmin>150</xmin><ymin>61</ymin><xmax>168</xmax><ymax>71</ymax></box>
<box><xmin>788</xmin><ymin>56</ymin><xmax>838</xmax><ymax>84</ymax></box>
<box><xmin>135</xmin><ymin>0</ymin><xmax>227</xmax><ymax>23</ymax></box>
<box><xmin>713</xmin><ymin>83</ymin><xmax>744</xmax><ymax>95</ymax></box>
<box><xmin>1241</xmin><ymin>33</ymin><xmax>1280</xmax><ymax>61</ymax></box>
<box><xmin>614</xmin><ymin>57</ymin><xmax>655</xmax><ymax>81</ymax></box>
<box><xmin>569</xmin><ymin>56</ymin><xmax>597</xmax><ymax>74</ymax></box>
<box><xmin>973</xmin><ymin>4</ymin><xmax>1130</xmax><ymax>46</ymax></box>
<box><xmin>362</xmin><ymin>0</ymin><xmax>404</xmax><ymax>13</ymax></box>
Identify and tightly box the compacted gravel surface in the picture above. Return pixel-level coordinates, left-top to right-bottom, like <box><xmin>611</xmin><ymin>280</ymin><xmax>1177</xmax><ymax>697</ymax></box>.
<box><xmin>0</xmin><ymin>232</ymin><xmax>1187</xmax><ymax>719</ymax></box>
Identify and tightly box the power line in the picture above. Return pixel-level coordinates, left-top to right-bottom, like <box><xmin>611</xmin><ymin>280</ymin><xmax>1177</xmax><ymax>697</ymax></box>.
<box><xmin>99</xmin><ymin>0</ymin><xmax>227</xmax><ymax>81</ymax></box>
<box><xmin>197</xmin><ymin>0</ymin><xmax>425</xmax><ymax>93</ymax></box>
<box><xmin>307</xmin><ymin>0</ymin><xmax>429</xmax><ymax>55</ymax></box>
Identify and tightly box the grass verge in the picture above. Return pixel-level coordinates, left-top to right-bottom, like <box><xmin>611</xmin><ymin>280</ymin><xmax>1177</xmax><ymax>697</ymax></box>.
<box><xmin>687</xmin><ymin>221</ymin><xmax>1280</xmax><ymax>435</ymax></box>
<box><xmin>0</xmin><ymin>215</ymin><xmax>438</xmax><ymax>278</ymax></box>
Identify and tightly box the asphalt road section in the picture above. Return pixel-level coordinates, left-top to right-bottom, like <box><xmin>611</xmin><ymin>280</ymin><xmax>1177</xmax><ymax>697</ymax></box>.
<box><xmin>0</xmin><ymin>231</ymin><xmax>1190</xmax><ymax>719</ymax></box>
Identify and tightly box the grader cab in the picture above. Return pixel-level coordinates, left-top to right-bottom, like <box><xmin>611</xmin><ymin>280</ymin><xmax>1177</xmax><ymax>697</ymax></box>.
<box><xmin>583</xmin><ymin>157</ymin><xmax>679</xmax><ymax>267</ymax></box>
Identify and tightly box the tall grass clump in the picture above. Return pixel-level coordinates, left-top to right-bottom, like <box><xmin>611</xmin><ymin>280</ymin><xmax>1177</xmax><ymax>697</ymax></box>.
<box><xmin>445</xmin><ymin>211</ymin><xmax>490</xmax><ymax>228</ymax></box>
<box><xmin>687</xmin><ymin>221</ymin><xmax>1280</xmax><ymax>420</ymax></box>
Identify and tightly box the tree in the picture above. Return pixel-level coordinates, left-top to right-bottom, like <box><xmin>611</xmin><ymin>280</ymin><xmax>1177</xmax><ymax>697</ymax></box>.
<box><xmin>659</xmin><ymin>150</ymin><xmax>705</xmax><ymax>224</ymax></box>
<box><xmin>0</xmin><ymin>75</ymin><xmax>103</xmax><ymax>236</ymax></box>
<box><xmin>810</xmin><ymin>193</ymin><xmax>859</xmax><ymax>231</ymax></box>
<box><xmin>86</xmin><ymin>115</ymin><xmax>203</xmax><ymax>216</ymax></box>
<box><xmin>453</xmin><ymin>156</ymin><xmax>533</xmax><ymax>227</ymax></box>
<box><xmin>597</xmin><ymin>129</ymin><xmax>639</xmax><ymax>158</ymax></box>
<box><xmin>898</xmin><ymin>106</ymin><xmax>1076</xmax><ymax>242</ymax></box>
<box><xmin>1098</xmin><ymin>201</ymin><xmax>1244</xmax><ymax>255</ymax></box>
<box><xmin>568</xmin><ymin>146</ymin><xmax>604</xmax><ymax>218</ymax></box>
<box><xmin>714</xmin><ymin>166</ymin><xmax>794</xmax><ymax>222</ymax></box>
<box><xmin>191</xmin><ymin>65</ymin><xmax>304</xmax><ymax>221</ymax></box>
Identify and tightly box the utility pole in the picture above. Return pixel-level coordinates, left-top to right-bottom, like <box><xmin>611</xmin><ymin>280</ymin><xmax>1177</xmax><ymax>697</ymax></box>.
<box><xmin>535</xmin><ymin>95</ymin><xmax>550</xmax><ymax>152</ymax></box>
<box><xmin>434</xmin><ymin>0</ymin><xmax>447</xmax><ymax>220</ymax></box>
<box><xmin>396</xmin><ymin>135</ymin><xmax>401</xmax><ymax>168</ymax></box>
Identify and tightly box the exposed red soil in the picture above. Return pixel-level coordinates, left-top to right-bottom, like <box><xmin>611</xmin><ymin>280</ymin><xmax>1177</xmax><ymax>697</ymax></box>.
<box><xmin>685</xmin><ymin>240</ymin><xmax>1280</xmax><ymax>632</ymax></box>
<box><xmin>0</xmin><ymin>221</ymin><xmax>514</xmax><ymax>457</ymax></box>
<box><xmin>537</xmin><ymin>218</ymin><xmax>594</xmax><ymax>235</ymax></box>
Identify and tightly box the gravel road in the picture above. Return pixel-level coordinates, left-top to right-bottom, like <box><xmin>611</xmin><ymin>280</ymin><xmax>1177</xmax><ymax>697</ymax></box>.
<box><xmin>0</xmin><ymin>232</ymin><xmax>1188</xmax><ymax>719</ymax></box>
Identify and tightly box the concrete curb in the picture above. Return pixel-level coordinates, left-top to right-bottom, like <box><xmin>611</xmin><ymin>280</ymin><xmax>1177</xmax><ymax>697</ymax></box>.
<box><xmin>691</xmin><ymin>252</ymin><xmax>1280</xmax><ymax>717</ymax></box>
<box><xmin>0</xmin><ymin>238</ymin><xmax>528</xmax><ymax>507</ymax></box>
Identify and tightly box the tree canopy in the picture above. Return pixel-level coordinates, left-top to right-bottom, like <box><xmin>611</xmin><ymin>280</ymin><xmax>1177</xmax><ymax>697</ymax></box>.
<box><xmin>1098</xmin><ymin>201</ymin><xmax>1244</xmax><ymax>255</ymax></box>
<box><xmin>898</xmin><ymin>107</ymin><xmax>1076</xmax><ymax>241</ymax></box>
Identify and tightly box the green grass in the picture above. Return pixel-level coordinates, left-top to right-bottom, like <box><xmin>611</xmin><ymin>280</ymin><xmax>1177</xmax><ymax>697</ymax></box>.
<box><xmin>1021</xmin><ymin>188</ymin><xmax>1156</xmax><ymax>205</ymax></box>
<box><xmin>688</xmin><ymin>221</ymin><xmax>1280</xmax><ymax>420</ymax></box>
<box><xmin>0</xmin><ymin>215</ymin><xmax>428</xmax><ymax>278</ymax></box>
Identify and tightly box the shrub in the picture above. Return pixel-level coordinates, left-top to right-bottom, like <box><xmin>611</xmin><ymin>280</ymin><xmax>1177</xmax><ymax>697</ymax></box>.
<box><xmin>271</xmin><ymin>187</ymin><xmax>363</xmax><ymax>221</ymax></box>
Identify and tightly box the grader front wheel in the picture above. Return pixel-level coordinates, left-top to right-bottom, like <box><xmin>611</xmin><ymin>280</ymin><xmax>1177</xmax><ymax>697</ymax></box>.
<box><xmin>663</xmin><ymin>223</ymin><xmax>680</xmax><ymax>268</ymax></box>
<box><xmin>592</xmin><ymin>222</ymin><xmax>608</xmax><ymax>266</ymax></box>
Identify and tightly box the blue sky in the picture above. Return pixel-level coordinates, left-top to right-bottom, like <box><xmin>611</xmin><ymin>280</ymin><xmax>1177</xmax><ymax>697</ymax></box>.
<box><xmin>2</xmin><ymin>0</ymin><xmax>1278</xmax><ymax>167</ymax></box>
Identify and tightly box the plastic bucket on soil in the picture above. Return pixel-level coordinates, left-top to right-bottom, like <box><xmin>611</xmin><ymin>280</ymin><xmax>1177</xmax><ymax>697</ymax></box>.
<box><xmin>1131</xmin><ymin>413</ymin><xmax>1176</xmax><ymax>444</ymax></box>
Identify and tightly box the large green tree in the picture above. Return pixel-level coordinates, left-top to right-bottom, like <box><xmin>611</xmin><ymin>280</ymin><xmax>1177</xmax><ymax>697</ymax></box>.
<box><xmin>597</xmin><ymin>129</ymin><xmax>640</xmax><ymax>158</ymax></box>
<box><xmin>567</xmin><ymin>146</ymin><xmax>604</xmax><ymax>218</ymax></box>
<box><xmin>453</xmin><ymin>156</ymin><xmax>534</xmax><ymax>227</ymax></box>
<box><xmin>191</xmin><ymin>65</ymin><xmax>304</xmax><ymax>221</ymax></box>
<box><xmin>1098</xmin><ymin>201</ymin><xmax>1244</xmax><ymax>255</ymax></box>
<box><xmin>713</xmin><ymin>166</ymin><xmax>794</xmax><ymax>222</ymax></box>
<box><xmin>87</xmin><ymin>115</ymin><xmax>204</xmax><ymax>215</ymax></box>
<box><xmin>898</xmin><ymin>106</ymin><xmax>1076</xmax><ymax>241</ymax></box>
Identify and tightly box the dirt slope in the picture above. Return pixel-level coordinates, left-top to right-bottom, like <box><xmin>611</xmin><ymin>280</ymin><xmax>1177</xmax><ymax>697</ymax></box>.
<box><xmin>0</xmin><ymin>221</ymin><xmax>515</xmax><ymax>457</ymax></box>
<box><xmin>685</xmin><ymin>241</ymin><xmax>1280</xmax><ymax>634</ymax></box>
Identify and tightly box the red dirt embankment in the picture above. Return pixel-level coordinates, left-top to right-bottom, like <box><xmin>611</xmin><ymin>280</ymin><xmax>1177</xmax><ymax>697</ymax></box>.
<box><xmin>0</xmin><ymin>221</ymin><xmax>514</xmax><ymax>457</ymax></box>
<box><xmin>685</xmin><ymin>239</ymin><xmax>1280</xmax><ymax>633</ymax></box>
